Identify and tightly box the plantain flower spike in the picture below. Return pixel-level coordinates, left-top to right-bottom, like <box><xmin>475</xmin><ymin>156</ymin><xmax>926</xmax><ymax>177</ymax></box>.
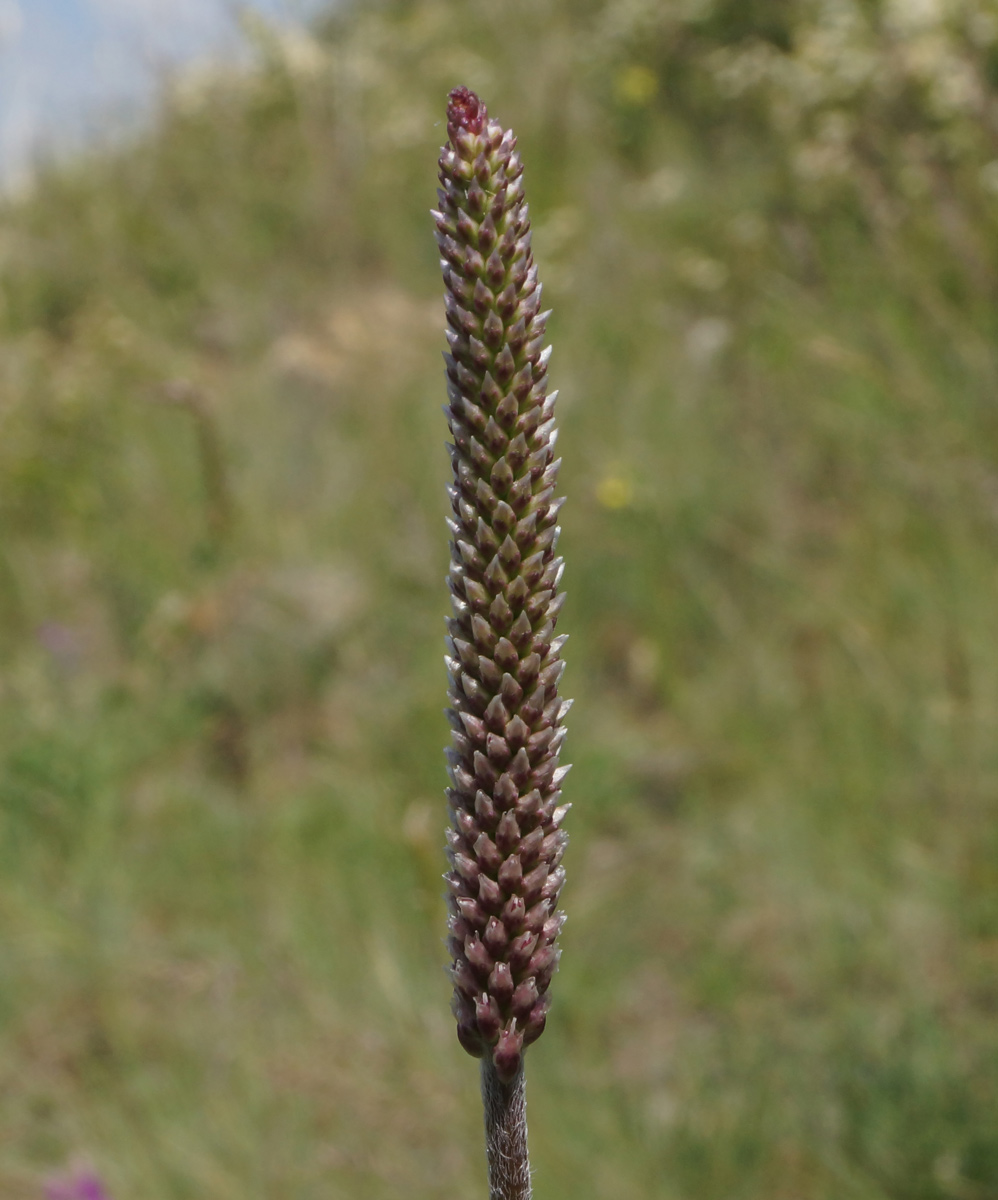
<box><xmin>435</xmin><ymin>87</ymin><xmax>570</xmax><ymax>1086</ymax></box>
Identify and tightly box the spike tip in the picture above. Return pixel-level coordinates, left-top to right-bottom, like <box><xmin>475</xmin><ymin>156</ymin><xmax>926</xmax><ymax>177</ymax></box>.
<box><xmin>447</xmin><ymin>85</ymin><xmax>488</xmax><ymax>137</ymax></box>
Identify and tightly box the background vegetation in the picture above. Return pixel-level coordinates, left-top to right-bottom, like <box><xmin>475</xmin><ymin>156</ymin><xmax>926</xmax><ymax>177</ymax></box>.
<box><xmin>2</xmin><ymin>0</ymin><xmax>998</xmax><ymax>1195</ymax></box>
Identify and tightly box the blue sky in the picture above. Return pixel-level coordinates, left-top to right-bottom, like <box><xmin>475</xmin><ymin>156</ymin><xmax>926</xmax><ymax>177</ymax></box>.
<box><xmin>0</xmin><ymin>0</ymin><xmax>322</xmax><ymax>185</ymax></box>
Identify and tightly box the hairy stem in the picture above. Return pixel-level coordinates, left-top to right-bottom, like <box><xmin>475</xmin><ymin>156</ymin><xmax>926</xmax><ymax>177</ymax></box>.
<box><xmin>481</xmin><ymin>1058</ymin><xmax>532</xmax><ymax>1200</ymax></box>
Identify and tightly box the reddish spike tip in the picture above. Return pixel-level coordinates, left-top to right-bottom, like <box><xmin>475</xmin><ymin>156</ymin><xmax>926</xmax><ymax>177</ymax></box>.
<box><xmin>448</xmin><ymin>86</ymin><xmax>487</xmax><ymax>135</ymax></box>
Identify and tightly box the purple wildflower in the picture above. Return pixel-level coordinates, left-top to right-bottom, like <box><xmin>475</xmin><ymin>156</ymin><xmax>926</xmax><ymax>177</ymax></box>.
<box><xmin>44</xmin><ymin>1169</ymin><xmax>112</xmax><ymax>1200</ymax></box>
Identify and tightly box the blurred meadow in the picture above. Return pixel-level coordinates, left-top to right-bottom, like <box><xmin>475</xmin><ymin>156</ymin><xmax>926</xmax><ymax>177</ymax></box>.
<box><xmin>3</xmin><ymin>0</ymin><xmax>998</xmax><ymax>1196</ymax></box>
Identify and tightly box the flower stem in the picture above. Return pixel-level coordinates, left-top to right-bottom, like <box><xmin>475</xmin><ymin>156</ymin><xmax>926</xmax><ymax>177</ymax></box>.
<box><xmin>480</xmin><ymin>1058</ymin><xmax>532</xmax><ymax>1200</ymax></box>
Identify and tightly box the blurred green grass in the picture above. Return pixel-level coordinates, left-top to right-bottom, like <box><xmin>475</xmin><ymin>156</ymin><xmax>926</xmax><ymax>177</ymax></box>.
<box><xmin>2</xmin><ymin>1</ymin><xmax>998</xmax><ymax>1196</ymax></box>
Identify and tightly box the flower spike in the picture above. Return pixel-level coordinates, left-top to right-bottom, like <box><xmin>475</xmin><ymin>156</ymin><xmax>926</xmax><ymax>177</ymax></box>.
<box><xmin>437</xmin><ymin>86</ymin><xmax>569</xmax><ymax>1090</ymax></box>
